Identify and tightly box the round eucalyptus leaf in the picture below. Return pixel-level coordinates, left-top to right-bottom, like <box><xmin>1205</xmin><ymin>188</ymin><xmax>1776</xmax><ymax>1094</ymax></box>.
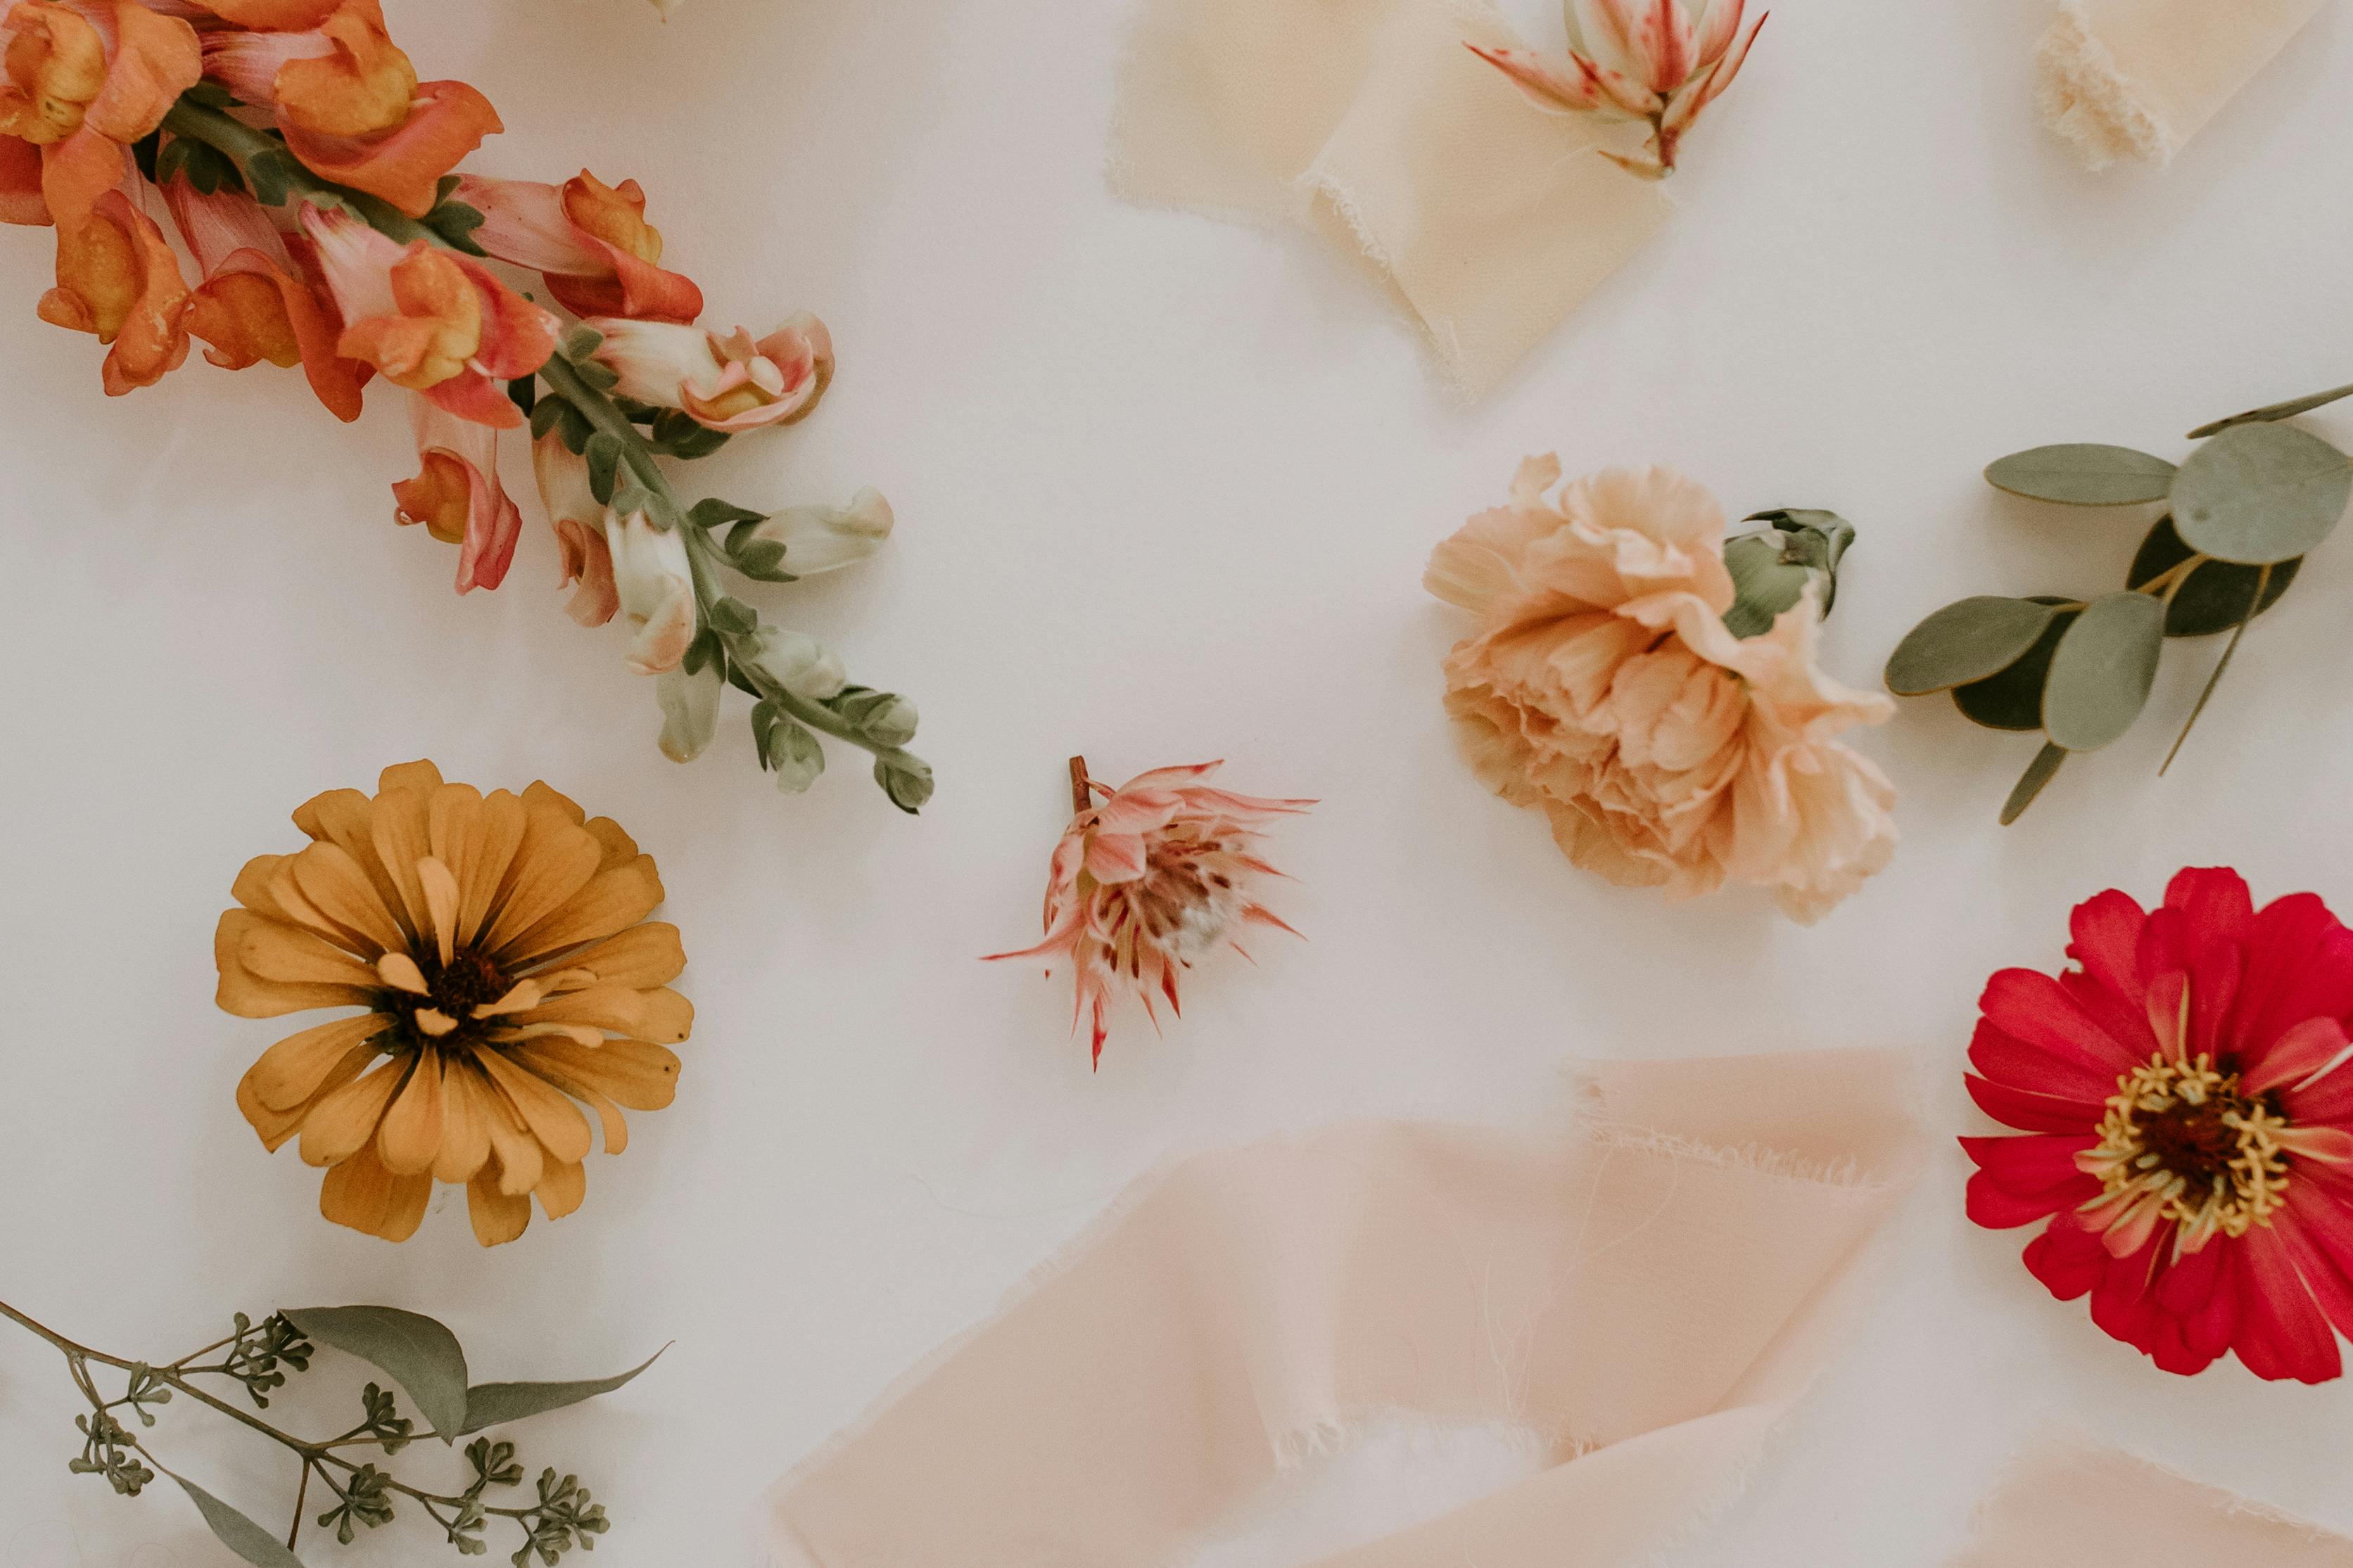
<box><xmin>2127</xmin><ymin>515</ymin><xmax>2301</xmax><ymax>637</ymax></box>
<box><xmin>1886</xmin><ymin>597</ymin><xmax>2060</xmax><ymax>695</ymax></box>
<box><xmin>2171</xmin><ymin>422</ymin><xmax>2353</xmax><ymax>564</ymax></box>
<box><xmin>2041</xmin><ymin>591</ymin><xmax>2165</xmax><ymax>751</ymax></box>
<box><xmin>1952</xmin><ymin>600</ymin><xmax>2079</xmax><ymax>730</ymax></box>
<box><xmin>1985</xmin><ymin>445</ymin><xmax>2177</xmax><ymax>506</ymax></box>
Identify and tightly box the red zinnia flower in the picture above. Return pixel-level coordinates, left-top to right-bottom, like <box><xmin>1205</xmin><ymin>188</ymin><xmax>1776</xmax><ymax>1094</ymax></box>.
<box><xmin>1964</xmin><ymin>867</ymin><xmax>2353</xmax><ymax>1382</ymax></box>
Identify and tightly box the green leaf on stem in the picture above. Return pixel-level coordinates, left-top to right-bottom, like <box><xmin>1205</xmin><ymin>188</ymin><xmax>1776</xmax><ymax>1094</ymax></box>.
<box><xmin>457</xmin><ymin>1349</ymin><xmax>664</xmax><ymax>1435</ymax></box>
<box><xmin>280</xmin><ymin>1306</ymin><xmax>469</xmax><ymax>1443</ymax></box>
<box><xmin>424</xmin><ymin>199</ymin><xmax>488</xmax><ymax>256</ymax></box>
<box><xmin>241</xmin><ymin>146</ymin><xmax>304</xmax><ymax>207</ymax></box>
<box><xmin>732</xmin><ymin>540</ymin><xmax>791</xmax><ymax>581</ymax></box>
<box><xmin>2159</xmin><ymin>562</ymin><xmax>2271</xmax><ymax>776</ymax></box>
<box><xmin>1885</xmin><ymin>596</ymin><xmax>2061</xmax><ymax>694</ymax></box>
<box><xmin>2188</xmin><ymin>381</ymin><xmax>2353</xmax><ymax>440</ymax></box>
<box><xmin>708</xmin><ymin>597</ymin><xmax>758</xmax><ymax>635</ymax></box>
<box><xmin>571</xmin><ymin>357</ymin><xmax>621</xmax><ymax>393</ymax></box>
<box><xmin>167</xmin><ymin>1470</ymin><xmax>308</xmax><ymax>1568</ymax></box>
<box><xmin>2000</xmin><ymin>744</ymin><xmax>2067</xmax><ymax>826</ymax></box>
<box><xmin>691</xmin><ymin>500</ymin><xmax>765</xmax><ymax>531</ymax></box>
<box><xmin>507</xmin><ymin>377</ymin><xmax>538</xmax><ymax>421</ymax></box>
<box><xmin>679</xmin><ymin>629</ymin><xmax>723</xmax><ymax>677</ymax></box>
<box><xmin>559</xmin><ymin>324</ymin><xmax>604</xmax><ymax>362</ymax></box>
<box><xmin>2127</xmin><ymin>514</ymin><xmax>2300</xmax><ymax>637</ymax></box>
<box><xmin>2171</xmin><ymin>421</ymin><xmax>2353</xmax><ymax>564</ymax></box>
<box><xmin>1951</xmin><ymin>599</ymin><xmax>2080</xmax><ymax>730</ymax></box>
<box><xmin>2041</xmin><ymin>591</ymin><xmax>2164</xmax><ymax>751</ymax></box>
<box><xmin>583</xmin><ymin>433</ymin><xmax>623</xmax><ymax>506</ymax></box>
<box><xmin>1985</xmin><ymin>445</ymin><xmax>2176</xmax><ymax>506</ymax></box>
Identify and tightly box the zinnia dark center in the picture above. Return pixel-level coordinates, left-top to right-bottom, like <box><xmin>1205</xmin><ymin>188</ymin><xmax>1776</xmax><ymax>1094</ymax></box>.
<box><xmin>388</xmin><ymin>947</ymin><xmax>511</xmax><ymax>1051</ymax></box>
<box><xmin>2136</xmin><ymin>1094</ymin><xmax>2253</xmax><ymax>1185</ymax></box>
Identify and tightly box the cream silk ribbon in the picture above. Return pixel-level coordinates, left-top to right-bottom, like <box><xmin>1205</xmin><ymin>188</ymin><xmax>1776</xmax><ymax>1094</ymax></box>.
<box><xmin>1953</xmin><ymin>1439</ymin><xmax>2353</xmax><ymax>1567</ymax></box>
<box><xmin>758</xmin><ymin>1048</ymin><xmax>1922</xmax><ymax>1568</ymax></box>
<box><xmin>1110</xmin><ymin>0</ymin><xmax>1673</xmax><ymax>398</ymax></box>
<box><xmin>2037</xmin><ymin>0</ymin><xmax>2327</xmax><ymax>169</ymax></box>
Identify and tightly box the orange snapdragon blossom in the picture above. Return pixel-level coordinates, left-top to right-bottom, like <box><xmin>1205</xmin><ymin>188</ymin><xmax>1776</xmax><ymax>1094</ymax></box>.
<box><xmin>1469</xmin><ymin>0</ymin><xmax>1765</xmax><ymax>177</ymax></box>
<box><xmin>0</xmin><ymin>0</ymin><xmax>200</xmax><ymax>228</ymax></box>
<box><xmin>987</xmin><ymin>761</ymin><xmax>1312</xmax><ymax>1066</ymax></box>
<box><xmin>217</xmin><ymin>760</ymin><xmax>687</xmax><ymax>1246</ymax></box>
<box><xmin>2</xmin><ymin>0</ymin><xmax>928</xmax><ymax>804</ymax></box>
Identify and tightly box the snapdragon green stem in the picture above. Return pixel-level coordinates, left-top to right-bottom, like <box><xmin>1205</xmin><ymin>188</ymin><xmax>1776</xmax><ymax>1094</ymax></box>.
<box><xmin>534</xmin><ymin>353</ymin><xmax>930</xmax><ymax>776</ymax></box>
<box><xmin>157</xmin><ymin>97</ymin><xmax>438</xmax><ymax>246</ymax></box>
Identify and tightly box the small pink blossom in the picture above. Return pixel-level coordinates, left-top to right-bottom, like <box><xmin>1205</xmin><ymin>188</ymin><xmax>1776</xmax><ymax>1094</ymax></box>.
<box><xmin>987</xmin><ymin>760</ymin><xmax>1312</xmax><ymax>1067</ymax></box>
<box><xmin>1469</xmin><ymin>0</ymin><xmax>1765</xmax><ymax>177</ymax></box>
<box><xmin>585</xmin><ymin>312</ymin><xmax>832</xmax><ymax>433</ymax></box>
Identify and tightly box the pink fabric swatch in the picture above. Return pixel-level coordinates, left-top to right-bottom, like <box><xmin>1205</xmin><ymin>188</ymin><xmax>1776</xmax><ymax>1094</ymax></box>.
<box><xmin>759</xmin><ymin>1048</ymin><xmax>1923</xmax><ymax>1567</ymax></box>
<box><xmin>1953</xmin><ymin>1439</ymin><xmax>2353</xmax><ymax>1568</ymax></box>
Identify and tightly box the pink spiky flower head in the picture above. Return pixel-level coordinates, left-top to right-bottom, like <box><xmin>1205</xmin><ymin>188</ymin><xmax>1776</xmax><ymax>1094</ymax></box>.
<box><xmin>987</xmin><ymin>759</ymin><xmax>1314</xmax><ymax>1067</ymax></box>
<box><xmin>1466</xmin><ymin>0</ymin><xmax>1768</xmax><ymax>177</ymax></box>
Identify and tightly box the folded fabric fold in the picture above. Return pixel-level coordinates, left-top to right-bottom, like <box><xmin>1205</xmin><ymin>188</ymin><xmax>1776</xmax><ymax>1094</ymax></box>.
<box><xmin>1110</xmin><ymin>0</ymin><xmax>1674</xmax><ymax>397</ymax></box>
<box><xmin>1951</xmin><ymin>1438</ymin><xmax>2353</xmax><ymax>1567</ymax></box>
<box><xmin>2036</xmin><ymin>0</ymin><xmax>2326</xmax><ymax>170</ymax></box>
<box><xmin>757</xmin><ymin>1047</ymin><xmax>1923</xmax><ymax>1568</ymax></box>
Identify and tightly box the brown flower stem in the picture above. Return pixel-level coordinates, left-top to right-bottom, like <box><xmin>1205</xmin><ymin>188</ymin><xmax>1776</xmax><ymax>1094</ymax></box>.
<box><xmin>289</xmin><ymin>1460</ymin><xmax>311</xmax><ymax>1550</ymax></box>
<box><xmin>1069</xmin><ymin>756</ymin><xmax>1091</xmax><ymax>815</ymax></box>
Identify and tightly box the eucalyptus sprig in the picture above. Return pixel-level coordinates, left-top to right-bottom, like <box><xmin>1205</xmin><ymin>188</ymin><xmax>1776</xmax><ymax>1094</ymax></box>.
<box><xmin>1886</xmin><ymin>397</ymin><xmax>2353</xmax><ymax>822</ymax></box>
<box><xmin>0</xmin><ymin>1297</ymin><xmax>659</xmax><ymax>1568</ymax></box>
<box><xmin>147</xmin><ymin>89</ymin><xmax>932</xmax><ymax>812</ymax></box>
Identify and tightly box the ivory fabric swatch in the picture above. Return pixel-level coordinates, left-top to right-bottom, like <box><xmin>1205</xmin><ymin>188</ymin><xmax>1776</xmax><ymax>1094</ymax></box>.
<box><xmin>758</xmin><ymin>1047</ymin><xmax>1923</xmax><ymax>1568</ymax></box>
<box><xmin>1110</xmin><ymin>0</ymin><xmax>1673</xmax><ymax>397</ymax></box>
<box><xmin>2037</xmin><ymin>0</ymin><xmax>2327</xmax><ymax>169</ymax></box>
<box><xmin>1951</xmin><ymin>1439</ymin><xmax>2353</xmax><ymax>1568</ymax></box>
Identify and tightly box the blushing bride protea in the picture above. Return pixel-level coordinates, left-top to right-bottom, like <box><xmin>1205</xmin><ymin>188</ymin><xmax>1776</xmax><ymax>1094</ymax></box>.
<box><xmin>987</xmin><ymin>759</ymin><xmax>1313</xmax><ymax>1067</ymax></box>
<box><xmin>1468</xmin><ymin>0</ymin><xmax>1768</xmax><ymax>178</ymax></box>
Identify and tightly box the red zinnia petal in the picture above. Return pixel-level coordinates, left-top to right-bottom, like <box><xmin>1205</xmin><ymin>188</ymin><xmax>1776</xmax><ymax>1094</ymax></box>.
<box><xmin>2234</xmin><ymin>895</ymin><xmax>2353</xmax><ymax>1058</ymax></box>
<box><xmin>2087</xmin><ymin>1231</ymin><xmax>2167</xmax><ymax>1353</ymax></box>
<box><xmin>2067</xmin><ymin>887</ymin><xmax>2147</xmax><ymax>1000</ymax></box>
<box><xmin>2058</xmin><ymin>968</ymin><xmax>2157</xmax><ymax>1064</ymax></box>
<box><xmin>2245</xmin><ymin>1016</ymin><xmax>2352</xmax><ymax>1095</ymax></box>
<box><xmin>2163</xmin><ymin>866</ymin><xmax>2255</xmax><ymax>949</ymax></box>
<box><xmin>2231</xmin><ymin>1225</ymin><xmax>2341</xmax><ymax>1383</ymax></box>
<box><xmin>1965</xmin><ymin>1073</ymin><xmax>2102</xmax><ymax>1134</ymax></box>
<box><xmin>1960</xmin><ymin>1133</ymin><xmax>2098</xmax><ymax>1192</ymax></box>
<box><xmin>1968</xmin><ymin>1002</ymin><xmax>2130</xmax><ymax>1100</ymax></box>
<box><xmin>2273</xmin><ymin>1202</ymin><xmax>2353</xmax><ymax>1343</ymax></box>
<box><xmin>2022</xmin><ymin>1216</ymin><xmax>2107</xmax><ymax>1301</ymax></box>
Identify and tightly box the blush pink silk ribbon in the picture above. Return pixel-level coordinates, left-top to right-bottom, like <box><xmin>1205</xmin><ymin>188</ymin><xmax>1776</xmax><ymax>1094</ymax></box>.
<box><xmin>1952</xmin><ymin>1439</ymin><xmax>2353</xmax><ymax>1568</ymax></box>
<box><xmin>759</xmin><ymin>1048</ymin><xmax>1923</xmax><ymax>1568</ymax></box>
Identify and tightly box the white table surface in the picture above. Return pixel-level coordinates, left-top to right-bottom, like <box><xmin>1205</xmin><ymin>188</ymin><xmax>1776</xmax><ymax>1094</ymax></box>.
<box><xmin>8</xmin><ymin>0</ymin><xmax>2353</xmax><ymax>1562</ymax></box>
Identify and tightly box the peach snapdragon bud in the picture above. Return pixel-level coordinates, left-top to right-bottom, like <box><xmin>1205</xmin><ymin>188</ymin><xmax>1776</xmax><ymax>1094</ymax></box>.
<box><xmin>457</xmin><ymin>171</ymin><xmax>702</xmax><ymax>323</ymax></box>
<box><xmin>586</xmin><ymin>313</ymin><xmax>833</xmax><ymax>433</ymax></box>
<box><xmin>531</xmin><ymin>431</ymin><xmax>619</xmax><ymax>627</ymax></box>
<box><xmin>0</xmin><ymin>0</ymin><xmax>201</xmax><ymax>229</ymax></box>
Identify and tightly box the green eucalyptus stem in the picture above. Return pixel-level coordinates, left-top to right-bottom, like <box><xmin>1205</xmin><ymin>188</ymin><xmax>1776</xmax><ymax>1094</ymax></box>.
<box><xmin>1</xmin><ymin>1299</ymin><xmax>600</xmax><ymax>1562</ymax></box>
<box><xmin>533</xmin><ymin>351</ymin><xmax>932</xmax><ymax>778</ymax></box>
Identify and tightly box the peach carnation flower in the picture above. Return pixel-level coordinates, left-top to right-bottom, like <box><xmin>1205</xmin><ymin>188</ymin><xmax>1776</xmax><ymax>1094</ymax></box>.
<box><xmin>215</xmin><ymin>760</ymin><xmax>687</xmax><ymax>1246</ymax></box>
<box><xmin>1424</xmin><ymin>458</ymin><xmax>1895</xmax><ymax>922</ymax></box>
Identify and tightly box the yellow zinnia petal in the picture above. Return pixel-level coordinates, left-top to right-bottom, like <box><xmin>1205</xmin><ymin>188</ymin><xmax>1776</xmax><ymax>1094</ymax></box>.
<box><xmin>291</xmin><ymin>787</ymin><xmax>410</xmax><ymax>938</ymax></box>
<box><xmin>509</xmin><ymin>1037</ymin><xmax>679</xmax><ymax>1112</ymax></box>
<box><xmin>369</xmin><ymin>779</ymin><xmax>435</xmax><ymax>936</ymax></box>
<box><xmin>467</xmin><ymin>1165</ymin><xmax>532</xmax><ymax>1246</ymax></box>
<box><xmin>507</xmin><ymin>984</ymin><xmax>691</xmax><ymax>1045</ymax></box>
<box><xmin>540</xmin><ymin>922</ymin><xmax>685</xmax><ymax>990</ymax></box>
<box><xmin>248</xmin><ymin>1012</ymin><xmax>391</xmax><ymax>1111</ymax></box>
<box><xmin>377</xmin><ymin>759</ymin><xmax>444</xmax><ymax>794</ymax></box>
<box><xmin>475</xmin><ymin>1049</ymin><xmax>593</xmax><ymax>1166</ymax></box>
<box><xmin>502</xmin><ymin>856</ymin><xmax>664</xmax><ymax>961</ymax></box>
<box><xmin>288</xmin><ymin>840</ymin><xmax>408</xmax><ymax>955</ymax></box>
<box><xmin>298</xmin><ymin>1057</ymin><xmax>409</xmax><ymax>1168</ymax></box>
<box><xmin>535</xmin><ymin>1159</ymin><xmax>586</xmax><ymax>1220</ymax></box>
<box><xmin>238</xmin><ymin>1040</ymin><xmax>373</xmax><ymax>1152</ymax></box>
<box><xmin>433</xmin><ymin>1062</ymin><xmax>495</xmax><ymax>1183</ymax></box>
<box><xmin>237</xmin><ymin>917</ymin><xmax>383</xmax><ymax>988</ymax></box>
<box><xmin>215</xmin><ymin>910</ymin><xmax>377</xmax><ymax>1018</ymax></box>
<box><xmin>475</xmin><ymin>1076</ymin><xmax>546</xmax><ymax>1194</ymax></box>
<box><xmin>479</xmin><ymin>805</ymin><xmax>602</xmax><ymax>957</ymax></box>
<box><xmin>376</xmin><ymin>1052</ymin><xmax>447</xmax><ymax>1175</ymax></box>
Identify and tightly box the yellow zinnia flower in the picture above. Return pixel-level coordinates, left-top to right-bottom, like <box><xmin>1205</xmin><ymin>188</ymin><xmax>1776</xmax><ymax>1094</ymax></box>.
<box><xmin>216</xmin><ymin>760</ymin><xmax>687</xmax><ymax>1247</ymax></box>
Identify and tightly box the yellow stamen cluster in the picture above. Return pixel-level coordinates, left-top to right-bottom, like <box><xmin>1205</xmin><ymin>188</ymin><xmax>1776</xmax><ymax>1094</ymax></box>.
<box><xmin>2079</xmin><ymin>1053</ymin><xmax>2291</xmax><ymax>1249</ymax></box>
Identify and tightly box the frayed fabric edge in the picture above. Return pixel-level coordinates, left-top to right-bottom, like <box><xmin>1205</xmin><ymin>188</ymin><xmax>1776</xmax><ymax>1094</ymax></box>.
<box><xmin>1568</xmin><ymin>1060</ymin><xmax>1909</xmax><ymax>1193</ymax></box>
<box><xmin>2034</xmin><ymin>1</ymin><xmax>2174</xmax><ymax>171</ymax></box>
<box><xmin>1962</xmin><ymin>1429</ymin><xmax>2353</xmax><ymax>1555</ymax></box>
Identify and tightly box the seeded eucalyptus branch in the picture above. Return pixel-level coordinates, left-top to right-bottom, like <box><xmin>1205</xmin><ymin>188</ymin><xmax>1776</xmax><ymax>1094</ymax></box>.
<box><xmin>1886</xmin><ymin>396</ymin><xmax>2353</xmax><ymax>823</ymax></box>
<box><xmin>0</xmin><ymin>1298</ymin><xmax>658</xmax><ymax>1568</ymax></box>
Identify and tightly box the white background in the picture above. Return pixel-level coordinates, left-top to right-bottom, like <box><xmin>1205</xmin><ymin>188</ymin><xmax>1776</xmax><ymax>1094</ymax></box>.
<box><xmin>6</xmin><ymin>0</ymin><xmax>2353</xmax><ymax>1562</ymax></box>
